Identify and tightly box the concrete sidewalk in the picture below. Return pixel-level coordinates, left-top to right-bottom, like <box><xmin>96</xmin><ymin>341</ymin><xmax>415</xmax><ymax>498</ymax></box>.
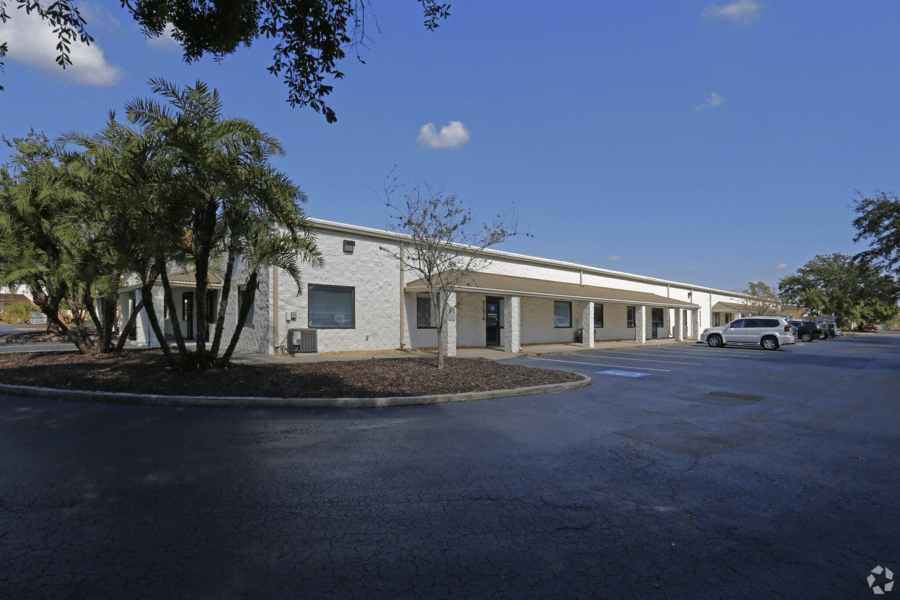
<box><xmin>228</xmin><ymin>337</ymin><xmax>695</xmax><ymax>365</ymax></box>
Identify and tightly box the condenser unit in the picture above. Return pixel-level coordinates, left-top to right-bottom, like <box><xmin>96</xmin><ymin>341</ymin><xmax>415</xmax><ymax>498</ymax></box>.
<box><xmin>288</xmin><ymin>328</ymin><xmax>317</xmax><ymax>353</ymax></box>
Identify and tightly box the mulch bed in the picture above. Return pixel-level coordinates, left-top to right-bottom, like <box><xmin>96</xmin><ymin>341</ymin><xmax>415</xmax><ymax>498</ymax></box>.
<box><xmin>0</xmin><ymin>349</ymin><xmax>583</xmax><ymax>398</ymax></box>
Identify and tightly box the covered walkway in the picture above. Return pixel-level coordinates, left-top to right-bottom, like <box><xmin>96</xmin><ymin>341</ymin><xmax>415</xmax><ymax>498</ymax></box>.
<box><xmin>406</xmin><ymin>271</ymin><xmax>702</xmax><ymax>356</ymax></box>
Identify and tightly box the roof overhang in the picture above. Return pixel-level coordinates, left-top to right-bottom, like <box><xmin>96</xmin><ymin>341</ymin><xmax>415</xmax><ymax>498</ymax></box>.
<box><xmin>407</xmin><ymin>272</ymin><xmax>700</xmax><ymax>309</ymax></box>
<box><xmin>711</xmin><ymin>301</ymin><xmax>752</xmax><ymax>312</ymax></box>
<box><xmin>119</xmin><ymin>270</ymin><xmax>224</xmax><ymax>293</ymax></box>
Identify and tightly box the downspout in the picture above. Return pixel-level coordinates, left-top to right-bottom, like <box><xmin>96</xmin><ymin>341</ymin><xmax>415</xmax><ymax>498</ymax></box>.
<box><xmin>272</xmin><ymin>265</ymin><xmax>279</xmax><ymax>354</ymax></box>
<box><xmin>399</xmin><ymin>244</ymin><xmax>406</xmax><ymax>349</ymax></box>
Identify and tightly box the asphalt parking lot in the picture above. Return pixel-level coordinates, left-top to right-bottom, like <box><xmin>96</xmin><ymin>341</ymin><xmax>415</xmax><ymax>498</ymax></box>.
<box><xmin>1</xmin><ymin>333</ymin><xmax>898</xmax><ymax>599</ymax></box>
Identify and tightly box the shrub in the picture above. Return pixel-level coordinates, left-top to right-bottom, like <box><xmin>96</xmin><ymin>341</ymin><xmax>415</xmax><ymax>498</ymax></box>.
<box><xmin>0</xmin><ymin>301</ymin><xmax>39</xmax><ymax>324</ymax></box>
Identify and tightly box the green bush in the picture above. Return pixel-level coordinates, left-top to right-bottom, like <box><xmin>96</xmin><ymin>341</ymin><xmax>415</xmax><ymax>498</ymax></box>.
<box><xmin>0</xmin><ymin>301</ymin><xmax>39</xmax><ymax>324</ymax></box>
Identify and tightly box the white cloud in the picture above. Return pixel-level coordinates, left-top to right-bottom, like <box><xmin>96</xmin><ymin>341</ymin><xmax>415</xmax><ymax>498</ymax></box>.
<box><xmin>2</xmin><ymin>8</ymin><xmax>123</xmax><ymax>86</ymax></box>
<box><xmin>146</xmin><ymin>23</ymin><xmax>182</xmax><ymax>53</ymax></box>
<box><xmin>702</xmin><ymin>0</ymin><xmax>764</xmax><ymax>26</ymax></box>
<box><xmin>696</xmin><ymin>92</ymin><xmax>725</xmax><ymax>111</ymax></box>
<box><xmin>777</xmin><ymin>262</ymin><xmax>789</xmax><ymax>270</ymax></box>
<box><xmin>78</xmin><ymin>1</ymin><xmax>123</xmax><ymax>33</ymax></box>
<box><xmin>417</xmin><ymin>120</ymin><xmax>471</xmax><ymax>149</ymax></box>
<box><xmin>608</xmin><ymin>256</ymin><xmax>622</xmax><ymax>262</ymax></box>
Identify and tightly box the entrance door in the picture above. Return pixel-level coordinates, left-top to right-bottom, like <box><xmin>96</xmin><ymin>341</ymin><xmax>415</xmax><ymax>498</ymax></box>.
<box><xmin>182</xmin><ymin>292</ymin><xmax>194</xmax><ymax>340</ymax></box>
<box><xmin>651</xmin><ymin>308</ymin><xmax>664</xmax><ymax>339</ymax></box>
<box><xmin>485</xmin><ymin>296</ymin><xmax>502</xmax><ymax>347</ymax></box>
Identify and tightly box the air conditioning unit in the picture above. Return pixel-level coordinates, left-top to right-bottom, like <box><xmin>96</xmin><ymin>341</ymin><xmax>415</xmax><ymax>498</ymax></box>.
<box><xmin>288</xmin><ymin>328</ymin><xmax>317</xmax><ymax>354</ymax></box>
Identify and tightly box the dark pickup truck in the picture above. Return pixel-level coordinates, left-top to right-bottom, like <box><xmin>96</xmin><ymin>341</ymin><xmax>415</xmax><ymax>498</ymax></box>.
<box><xmin>787</xmin><ymin>320</ymin><xmax>826</xmax><ymax>342</ymax></box>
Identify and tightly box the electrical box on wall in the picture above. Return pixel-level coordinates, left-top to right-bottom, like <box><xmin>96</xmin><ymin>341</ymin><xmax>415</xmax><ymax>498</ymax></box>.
<box><xmin>343</xmin><ymin>240</ymin><xmax>355</xmax><ymax>253</ymax></box>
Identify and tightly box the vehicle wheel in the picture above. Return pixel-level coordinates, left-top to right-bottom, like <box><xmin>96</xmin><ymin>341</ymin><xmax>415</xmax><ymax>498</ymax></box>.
<box><xmin>800</xmin><ymin>332</ymin><xmax>813</xmax><ymax>343</ymax></box>
<box><xmin>761</xmin><ymin>336</ymin><xmax>779</xmax><ymax>350</ymax></box>
<box><xmin>707</xmin><ymin>335</ymin><xmax>723</xmax><ymax>348</ymax></box>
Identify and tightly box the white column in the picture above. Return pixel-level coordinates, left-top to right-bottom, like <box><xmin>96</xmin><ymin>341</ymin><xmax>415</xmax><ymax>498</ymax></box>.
<box><xmin>635</xmin><ymin>305</ymin><xmax>647</xmax><ymax>344</ymax></box>
<box><xmin>582</xmin><ymin>301</ymin><xmax>595</xmax><ymax>348</ymax></box>
<box><xmin>440</xmin><ymin>291</ymin><xmax>457</xmax><ymax>357</ymax></box>
<box><xmin>134</xmin><ymin>289</ymin><xmax>152</xmax><ymax>347</ymax></box>
<box><xmin>692</xmin><ymin>309</ymin><xmax>701</xmax><ymax>340</ymax></box>
<box><xmin>675</xmin><ymin>308</ymin><xmax>684</xmax><ymax>341</ymax></box>
<box><xmin>119</xmin><ymin>293</ymin><xmax>130</xmax><ymax>336</ymax></box>
<box><xmin>504</xmin><ymin>296</ymin><xmax>521</xmax><ymax>353</ymax></box>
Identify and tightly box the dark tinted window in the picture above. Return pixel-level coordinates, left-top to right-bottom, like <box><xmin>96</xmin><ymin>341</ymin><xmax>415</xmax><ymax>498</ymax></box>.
<box><xmin>762</xmin><ymin>319</ymin><xmax>780</xmax><ymax>327</ymax></box>
<box><xmin>729</xmin><ymin>320</ymin><xmax>745</xmax><ymax>328</ymax></box>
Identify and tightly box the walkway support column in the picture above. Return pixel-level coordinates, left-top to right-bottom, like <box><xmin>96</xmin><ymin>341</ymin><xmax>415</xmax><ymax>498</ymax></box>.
<box><xmin>504</xmin><ymin>296</ymin><xmax>521</xmax><ymax>354</ymax></box>
<box><xmin>692</xmin><ymin>309</ymin><xmax>701</xmax><ymax>340</ymax></box>
<box><xmin>134</xmin><ymin>289</ymin><xmax>155</xmax><ymax>348</ymax></box>
<box><xmin>675</xmin><ymin>308</ymin><xmax>684</xmax><ymax>342</ymax></box>
<box><xmin>636</xmin><ymin>304</ymin><xmax>647</xmax><ymax>344</ymax></box>
<box><xmin>440</xmin><ymin>291</ymin><xmax>457</xmax><ymax>357</ymax></box>
<box><xmin>582</xmin><ymin>302</ymin><xmax>595</xmax><ymax>348</ymax></box>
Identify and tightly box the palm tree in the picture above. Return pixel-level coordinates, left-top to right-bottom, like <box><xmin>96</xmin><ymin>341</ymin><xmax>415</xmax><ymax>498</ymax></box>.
<box><xmin>0</xmin><ymin>130</ymin><xmax>96</xmax><ymax>353</ymax></box>
<box><xmin>123</xmin><ymin>78</ymin><xmax>320</xmax><ymax>370</ymax></box>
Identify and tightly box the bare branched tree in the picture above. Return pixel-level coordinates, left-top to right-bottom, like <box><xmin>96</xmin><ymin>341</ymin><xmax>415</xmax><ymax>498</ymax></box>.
<box><xmin>379</xmin><ymin>174</ymin><xmax>529</xmax><ymax>368</ymax></box>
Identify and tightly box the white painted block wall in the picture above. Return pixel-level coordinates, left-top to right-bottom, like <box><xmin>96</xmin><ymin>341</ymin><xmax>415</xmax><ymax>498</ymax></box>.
<box><xmin>277</xmin><ymin>229</ymin><xmax>403</xmax><ymax>354</ymax></box>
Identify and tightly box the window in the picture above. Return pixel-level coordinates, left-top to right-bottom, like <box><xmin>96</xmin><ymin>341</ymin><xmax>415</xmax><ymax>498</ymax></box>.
<box><xmin>309</xmin><ymin>285</ymin><xmax>354</xmax><ymax>328</ymax></box>
<box><xmin>238</xmin><ymin>284</ymin><xmax>255</xmax><ymax>327</ymax></box>
<box><xmin>594</xmin><ymin>304</ymin><xmax>604</xmax><ymax>328</ymax></box>
<box><xmin>627</xmin><ymin>305</ymin><xmax>636</xmax><ymax>328</ymax></box>
<box><xmin>206</xmin><ymin>290</ymin><xmax>217</xmax><ymax>323</ymax></box>
<box><xmin>553</xmin><ymin>301</ymin><xmax>572</xmax><ymax>328</ymax></box>
<box><xmin>416</xmin><ymin>293</ymin><xmax>436</xmax><ymax>328</ymax></box>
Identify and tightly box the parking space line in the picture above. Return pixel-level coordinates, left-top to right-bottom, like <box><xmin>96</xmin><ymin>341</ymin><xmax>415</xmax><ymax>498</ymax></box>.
<box><xmin>665</xmin><ymin>347</ymin><xmax>773</xmax><ymax>357</ymax></box>
<box><xmin>527</xmin><ymin>357</ymin><xmax>672</xmax><ymax>372</ymax></box>
<box><xmin>584</xmin><ymin>348</ymin><xmax>736</xmax><ymax>360</ymax></box>
<box><xmin>600</xmin><ymin>350</ymin><xmax>749</xmax><ymax>361</ymax></box>
<box><xmin>573</xmin><ymin>353</ymin><xmax>701</xmax><ymax>365</ymax></box>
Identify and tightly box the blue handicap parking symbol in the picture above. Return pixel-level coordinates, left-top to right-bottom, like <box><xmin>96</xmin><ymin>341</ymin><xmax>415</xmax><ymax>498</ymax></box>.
<box><xmin>596</xmin><ymin>370</ymin><xmax>650</xmax><ymax>378</ymax></box>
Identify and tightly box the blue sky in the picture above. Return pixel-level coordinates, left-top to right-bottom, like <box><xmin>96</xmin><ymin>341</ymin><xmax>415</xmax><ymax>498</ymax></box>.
<box><xmin>1</xmin><ymin>1</ymin><xmax>898</xmax><ymax>293</ymax></box>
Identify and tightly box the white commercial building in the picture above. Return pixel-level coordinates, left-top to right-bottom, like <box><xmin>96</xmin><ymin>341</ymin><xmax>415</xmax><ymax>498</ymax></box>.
<box><xmin>119</xmin><ymin>219</ymin><xmax>757</xmax><ymax>356</ymax></box>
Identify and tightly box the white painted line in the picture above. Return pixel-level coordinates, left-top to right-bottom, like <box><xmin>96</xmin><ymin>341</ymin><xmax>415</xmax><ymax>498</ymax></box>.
<box><xmin>589</xmin><ymin>349</ymin><xmax>739</xmax><ymax>362</ymax></box>
<box><xmin>573</xmin><ymin>353</ymin><xmax>701</xmax><ymax>365</ymax></box>
<box><xmin>527</xmin><ymin>357</ymin><xmax>671</xmax><ymax>372</ymax></box>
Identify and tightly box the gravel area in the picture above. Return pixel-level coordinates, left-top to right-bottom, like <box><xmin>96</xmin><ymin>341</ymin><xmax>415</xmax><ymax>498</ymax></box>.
<box><xmin>0</xmin><ymin>348</ymin><xmax>583</xmax><ymax>398</ymax></box>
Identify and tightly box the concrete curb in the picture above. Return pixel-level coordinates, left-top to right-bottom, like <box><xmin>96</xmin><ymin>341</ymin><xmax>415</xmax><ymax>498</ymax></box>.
<box><xmin>0</xmin><ymin>374</ymin><xmax>592</xmax><ymax>409</ymax></box>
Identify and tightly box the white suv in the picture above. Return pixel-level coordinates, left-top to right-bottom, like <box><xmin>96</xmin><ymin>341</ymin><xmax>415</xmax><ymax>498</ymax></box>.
<box><xmin>701</xmin><ymin>317</ymin><xmax>795</xmax><ymax>350</ymax></box>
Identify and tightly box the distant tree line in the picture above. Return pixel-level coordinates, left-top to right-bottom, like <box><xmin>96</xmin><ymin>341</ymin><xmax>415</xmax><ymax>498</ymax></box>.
<box><xmin>775</xmin><ymin>191</ymin><xmax>900</xmax><ymax>327</ymax></box>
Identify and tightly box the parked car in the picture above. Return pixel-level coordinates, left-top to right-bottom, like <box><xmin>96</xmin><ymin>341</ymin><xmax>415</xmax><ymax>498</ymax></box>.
<box><xmin>787</xmin><ymin>320</ymin><xmax>825</xmax><ymax>343</ymax></box>
<box><xmin>701</xmin><ymin>317</ymin><xmax>796</xmax><ymax>350</ymax></box>
<box><xmin>857</xmin><ymin>323</ymin><xmax>879</xmax><ymax>332</ymax></box>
